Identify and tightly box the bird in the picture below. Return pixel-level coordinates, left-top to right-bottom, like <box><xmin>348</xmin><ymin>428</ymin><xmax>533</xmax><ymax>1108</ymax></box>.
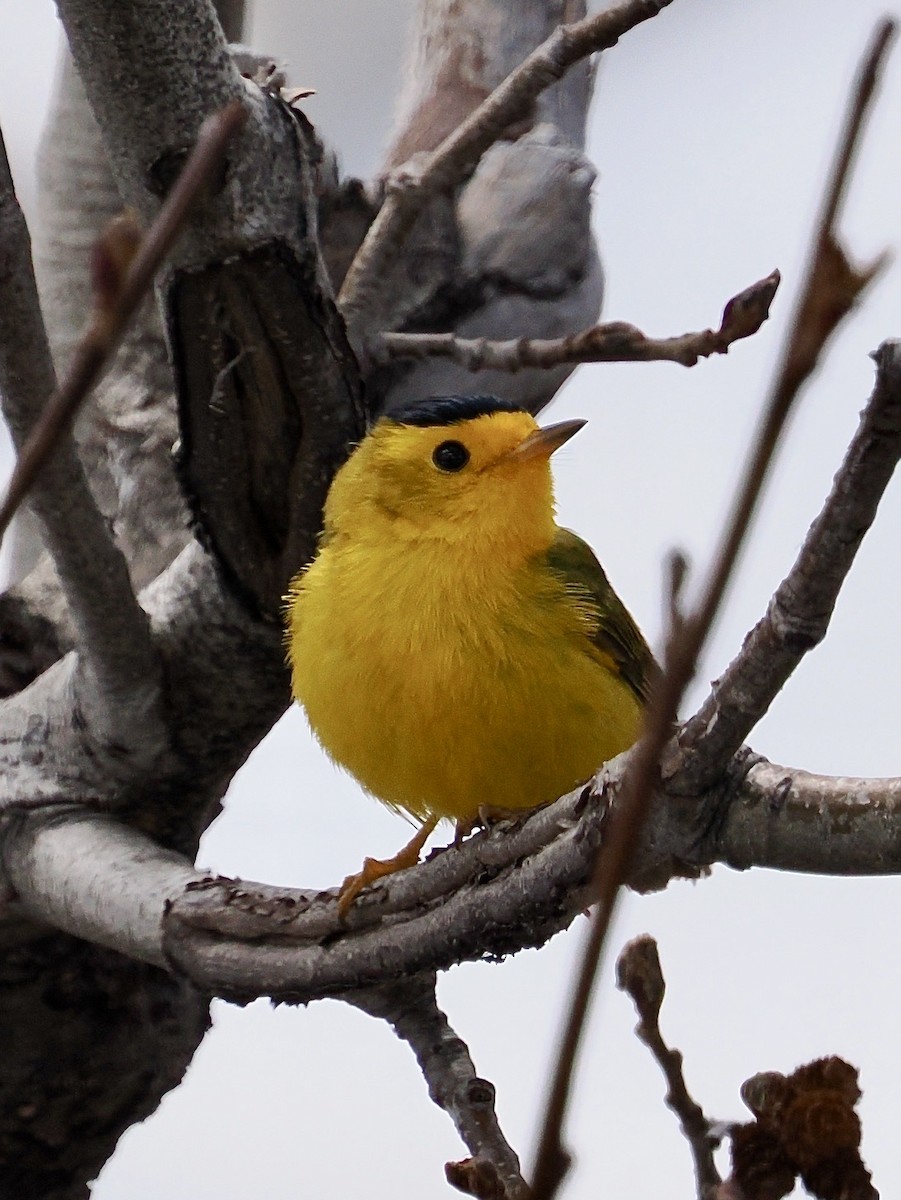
<box><xmin>286</xmin><ymin>393</ymin><xmax>654</xmax><ymax>915</ymax></box>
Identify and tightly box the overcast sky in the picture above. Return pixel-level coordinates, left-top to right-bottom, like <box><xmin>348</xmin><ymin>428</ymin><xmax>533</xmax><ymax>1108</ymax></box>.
<box><xmin>3</xmin><ymin>2</ymin><xmax>901</xmax><ymax>1197</ymax></box>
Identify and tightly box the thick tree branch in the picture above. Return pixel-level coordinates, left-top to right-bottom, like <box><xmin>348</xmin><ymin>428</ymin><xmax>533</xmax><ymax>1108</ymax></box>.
<box><xmin>368</xmin><ymin>270</ymin><xmax>780</xmax><ymax>372</ymax></box>
<box><xmin>56</xmin><ymin>0</ymin><xmax>260</xmax><ymax>247</ymax></box>
<box><xmin>706</xmin><ymin>755</ymin><xmax>901</xmax><ymax>876</ymax></box>
<box><xmin>338</xmin><ymin>0</ymin><xmax>675</xmax><ymax>343</ymax></box>
<box><xmin>11</xmin><ymin>748</ymin><xmax>901</xmax><ymax>1008</ymax></box>
<box><xmin>349</xmin><ymin>977</ymin><xmax>528</xmax><ymax>1200</ymax></box>
<box><xmin>56</xmin><ymin>0</ymin><xmax>365</xmax><ymax>619</ymax></box>
<box><xmin>2</xmin><ymin>811</ymin><xmax>198</xmax><ymax>966</ymax></box>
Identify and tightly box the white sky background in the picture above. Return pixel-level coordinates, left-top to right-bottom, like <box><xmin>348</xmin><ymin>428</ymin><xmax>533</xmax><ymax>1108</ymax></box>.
<box><xmin>2</xmin><ymin>1</ymin><xmax>901</xmax><ymax>1196</ymax></box>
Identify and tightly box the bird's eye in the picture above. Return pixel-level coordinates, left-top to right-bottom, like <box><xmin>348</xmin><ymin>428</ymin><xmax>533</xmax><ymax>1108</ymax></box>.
<box><xmin>432</xmin><ymin>440</ymin><xmax>470</xmax><ymax>472</ymax></box>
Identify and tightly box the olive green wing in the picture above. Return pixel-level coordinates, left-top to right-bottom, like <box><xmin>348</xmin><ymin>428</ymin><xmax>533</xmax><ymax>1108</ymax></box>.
<box><xmin>546</xmin><ymin>527</ymin><xmax>657</xmax><ymax>707</ymax></box>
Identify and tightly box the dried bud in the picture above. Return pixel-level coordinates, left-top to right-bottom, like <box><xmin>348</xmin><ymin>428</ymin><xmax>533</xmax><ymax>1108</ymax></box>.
<box><xmin>730</xmin><ymin>1122</ymin><xmax>796</xmax><ymax>1200</ymax></box>
<box><xmin>616</xmin><ymin>935</ymin><xmax>665</xmax><ymax>1021</ymax></box>
<box><xmin>739</xmin><ymin>1057</ymin><xmax>875</xmax><ymax>1199</ymax></box>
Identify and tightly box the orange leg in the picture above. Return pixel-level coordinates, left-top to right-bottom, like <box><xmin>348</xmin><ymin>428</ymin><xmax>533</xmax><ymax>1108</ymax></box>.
<box><xmin>338</xmin><ymin>816</ymin><xmax>438</xmax><ymax>919</ymax></box>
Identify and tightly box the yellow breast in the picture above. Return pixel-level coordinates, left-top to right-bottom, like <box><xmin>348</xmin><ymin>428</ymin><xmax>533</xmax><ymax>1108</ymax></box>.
<box><xmin>287</xmin><ymin>533</ymin><xmax>642</xmax><ymax>824</ymax></box>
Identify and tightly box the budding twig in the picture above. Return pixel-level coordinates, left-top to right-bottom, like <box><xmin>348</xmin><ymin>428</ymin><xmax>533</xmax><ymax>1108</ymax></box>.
<box><xmin>369</xmin><ymin>271</ymin><xmax>780</xmax><ymax>373</ymax></box>
<box><xmin>617</xmin><ymin>936</ymin><xmax>722</xmax><ymax>1199</ymax></box>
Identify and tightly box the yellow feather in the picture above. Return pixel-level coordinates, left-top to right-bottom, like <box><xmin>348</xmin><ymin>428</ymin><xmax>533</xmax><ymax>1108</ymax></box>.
<box><xmin>286</xmin><ymin>401</ymin><xmax>649</xmax><ymax>828</ymax></box>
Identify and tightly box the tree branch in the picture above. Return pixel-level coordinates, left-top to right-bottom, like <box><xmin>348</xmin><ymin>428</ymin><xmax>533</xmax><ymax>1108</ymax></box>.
<box><xmin>707</xmin><ymin>755</ymin><xmax>901</xmax><ymax>876</ymax></box>
<box><xmin>338</xmin><ymin>0</ymin><xmax>676</xmax><ymax>343</ymax></box>
<box><xmin>349</xmin><ymin>977</ymin><xmax>528</xmax><ymax>1200</ymax></box>
<box><xmin>9</xmin><ymin>745</ymin><xmax>901</xmax><ymax>1008</ymax></box>
<box><xmin>2</xmin><ymin>810</ymin><xmax>199</xmax><ymax>965</ymax></box>
<box><xmin>667</xmin><ymin>337</ymin><xmax>901</xmax><ymax>796</ymax></box>
<box><xmin>368</xmin><ymin>270</ymin><xmax>780</xmax><ymax>372</ymax></box>
<box><xmin>0</xmin><ymin>104</ymin><xmax>247</xmax><ymax>547</ymax></box>
<box><xmin>0</xmin><ymin>128</ymin><xmax>166</xmax><ymax>758</ymax></box>
<box><xmin>367</xmin><ymin>0</ymin><xmax>605</xmax><ymax>419</ymax></box>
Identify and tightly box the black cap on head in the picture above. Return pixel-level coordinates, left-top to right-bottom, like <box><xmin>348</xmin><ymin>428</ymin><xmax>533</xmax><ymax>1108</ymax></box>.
<box><xmin>387</xmin><ymin>394</ymin><xmax>526</xmax><ymax>429</ymax></box>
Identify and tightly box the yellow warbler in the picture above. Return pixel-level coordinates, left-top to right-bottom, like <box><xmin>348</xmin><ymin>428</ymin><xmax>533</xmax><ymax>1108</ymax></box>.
<box><xmin>287</xmin><ymin>394</ymin><xmax>652</xmax><ymax>912</ymax></box>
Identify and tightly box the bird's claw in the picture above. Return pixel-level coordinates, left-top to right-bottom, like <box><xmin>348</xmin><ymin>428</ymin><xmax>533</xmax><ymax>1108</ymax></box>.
<box><xmin>336</xmin><ymin>818</ymin><xmax>437</xmax><ymax>919</ymax></box>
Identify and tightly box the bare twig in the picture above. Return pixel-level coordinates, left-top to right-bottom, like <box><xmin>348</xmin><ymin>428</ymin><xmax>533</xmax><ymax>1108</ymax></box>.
<box><xmin>665</xmin><ymin>549</ymin><xmax>690</xmax><ymax>642</ymax></box>
<box><xmin>617</xmin><ymin>936</ymin><xmax>722</xmax><ymax>1199</ymax></box>
<box><xmin>528</xmin><ymin>20</ymin><xmax>895</xmax><ymax>1200</ymax></box>
<box><xmin>337</xmin><ymin>0</ymin><xmax>676</xmax><ymax>341</ymax></box>
<box><xmin>338</xmin><ymin>978</ymin><xmax>528</xmax><ymax>1200</ymax></box>
<box><xmin>369</xmin><ymin>271</ymin><xmax>780</xmax><ymax>372</ymax></box>
<box><xmin>0</xmin><ymin>100</ymin><xmax>247</xmax><ymax>546</ymax></box>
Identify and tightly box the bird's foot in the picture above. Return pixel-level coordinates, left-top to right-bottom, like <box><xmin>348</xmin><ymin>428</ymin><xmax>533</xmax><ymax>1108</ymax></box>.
<box><xmin>337</xmin><ymin>817</ymin><xmax>437</xmax><ymax>919</ymax></box>
<box><xmin>455</xmin><ymin>802</ymin><xmax>543</xmax><ymax>844</ymax></box>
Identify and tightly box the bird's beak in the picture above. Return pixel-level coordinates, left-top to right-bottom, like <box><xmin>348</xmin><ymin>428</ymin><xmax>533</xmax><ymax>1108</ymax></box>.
<box><xmin>508</xmin><ymin>418</ymin><xmax>587</xmax><ymax>462</ymax></box>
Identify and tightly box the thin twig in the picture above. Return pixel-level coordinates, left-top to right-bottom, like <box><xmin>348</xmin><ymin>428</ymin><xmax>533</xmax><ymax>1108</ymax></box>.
<box><xmin>528</xmin><ymin>19</ymin><xmax>896</xmax><ymax>1200</ymax></box>
<box><xmin>0</xmin><ymin>100</ymin><xmax>247</xmax><ymax>545</ymax></box>
<box><xmin>617</xmin><ymin>936</ymin><xmax>722</xmax><ymax>1199</ymax></box>
<box><xmin>337</xmin><ymin>0</ymin><xmax>676</xmax><ymax>342</ymax></box>
<box><xmin>348</xmin><ymin>977</ymin><xmax>528</xmax><ymax>1200</ymax></box>
<box><xmin>368</xmin><ymin>271</ymin><xmax>780</xmax><ymax>372</ymax></box>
